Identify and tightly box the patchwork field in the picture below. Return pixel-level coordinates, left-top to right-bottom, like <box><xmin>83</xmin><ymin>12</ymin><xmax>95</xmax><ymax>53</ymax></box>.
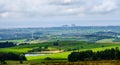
<box><xmin>1</xmin><ymin>41</ymin><xmax>120</xmax><ymax>64</ymax></box>
<box><xmin>1</xmin><ymin>41</ymin><xmax>120</xmax><ymax>53</ymax></box>
<box><xmin>26</xmin><ymin>46</ymin><xmax>120</xmax><ymax>61</ymax></box>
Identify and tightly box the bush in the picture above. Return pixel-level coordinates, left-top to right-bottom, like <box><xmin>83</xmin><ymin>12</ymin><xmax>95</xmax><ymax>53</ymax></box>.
<box><xmin>44</xmin><ymin>57</ymin><xmax>52</xmax><ymax>60</ymax></box>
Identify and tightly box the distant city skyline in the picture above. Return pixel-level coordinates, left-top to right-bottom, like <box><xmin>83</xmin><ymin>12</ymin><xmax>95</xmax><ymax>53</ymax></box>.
<box><xmin>0</xmin><ymin>20</ymin><xmax>120</xmax><ymax>29</ymax></box>
<box><xmin>0</xmin><ymin>0</ymin><xmax>120</xmax><ymax>28</ymax></box>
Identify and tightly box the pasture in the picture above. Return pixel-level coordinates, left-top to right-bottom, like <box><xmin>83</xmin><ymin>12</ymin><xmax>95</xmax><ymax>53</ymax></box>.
<box><xmin>96</xmin><ymin>38</ymin><xmax>115</xmax><ymax>43</ymax></box>
<box><xmin>1</xmin><ymin>41</ymin><xmax>120</xmax><ymax>62</ymax></box>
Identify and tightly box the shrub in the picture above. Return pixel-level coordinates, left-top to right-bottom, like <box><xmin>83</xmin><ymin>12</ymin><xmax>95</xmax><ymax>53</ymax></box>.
<box><xmin>44</xmin><ymin>57</ymin><xmax>52</xmax><ymax>60</ymax></box>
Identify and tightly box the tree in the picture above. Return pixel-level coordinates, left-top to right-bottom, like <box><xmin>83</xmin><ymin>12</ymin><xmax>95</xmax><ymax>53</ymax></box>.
<box><xmin>0</xmin><ymin>52</ymin><xmax>26</xmax><ymax>61</ymax></box>
<box><xmin>44</xmin><ymin>45</ymin><xmax>49</xmax><ymax>50</ymax></box>
<box><xmin>53</xmin><ymin>42</ymin><xmax>59</xmax><ymax>46</ymax></box>
<box><xmin>0</xmin><ymin>41</ymin><xmax>16</xmax><ymax>48</ymax></box>
<box><xmin>68</xmin><ymin>52</ymin><xmax>79</xmax><ymax>62</ymax></box>
<box><xmin>68</xmin><ymin>47</ymin><xmax>120</xmax><ymax>62</ymax></box>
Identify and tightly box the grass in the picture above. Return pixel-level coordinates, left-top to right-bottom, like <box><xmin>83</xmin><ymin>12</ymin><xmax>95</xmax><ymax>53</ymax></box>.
<box><xmin>0</xmin><ymin>39</ymin><xmax>27</xmax><ymax>43</ymax></box>
<box><xmin>29</xmin><ymin>40</ymin><xmax>47</xmax><ymax>44</ymax></box>
<box><xmin>1</xmin><ymin>41</ymin><xmax>120</xmax><ymax>65</ymax></box>
<box><xmin>1</xmin><ymin>41</ymin><xmax>120</xmax><ymax>53</ymax></box>
<box><xmin>96</xmin><ymin>38</ymin><xmax>115</xmax><ymax>43</ymax></box>
<box><xmin>48</xmin><ymin>38</ymin><xmax>89</xmax><ymax>42</ymax></box>
<box><xmin>0</xmin><ymin>48</ymin><xmax>32</xmax><ymax>53</ymax></box>
<box><xmin>1</xmin><ymin>41</ymin><xmax>120</xmax><ymax>60</ymax></box>
<box><xmin>26</xmin><ymin>52</ymin><xmax>70</xmax><ymax>61</ymax></box>
<box><xmin>26</xmin><ymin>46</ymin><xmax>120</xmax><ymax>61</ymax></box>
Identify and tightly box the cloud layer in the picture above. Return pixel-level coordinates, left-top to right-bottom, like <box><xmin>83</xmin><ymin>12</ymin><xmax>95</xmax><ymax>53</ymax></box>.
<box><xmin>0</xmin><ymin>0</ymin><xmax>119</xmax><ymax>19</ymax></box>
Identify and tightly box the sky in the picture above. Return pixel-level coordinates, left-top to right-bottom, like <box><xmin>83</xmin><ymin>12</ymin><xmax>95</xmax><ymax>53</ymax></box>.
<box><xmin>0</xmin><ymin>0</ymin><xmax>120</xmax><ymax>28</ymax></box>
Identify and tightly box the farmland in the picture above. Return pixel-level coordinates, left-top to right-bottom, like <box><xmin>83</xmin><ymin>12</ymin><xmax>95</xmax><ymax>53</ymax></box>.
<box><xmin>1</xmin><ymin>27</ymin><xmax>120</xmax><ymax>65</ymax></box>
<box><xmin>96</xmin><ymin>38</ymin><xmax>115</xmax><ymax>43</ymax></box>
<box><xmin>1</xmin><ymin>26</ymin><xmax>120</xmax><ymax>43</ymax></box>
<box><xmin>1</xmin><ymin>41</ymin><xmax>120</xmax><ymax>61</ymax></box>
<box><xmin>0</xmin><ymin>0</ymin><xmax>120</xmax><ymax>64</ymax></box>
<box><xmin>1</xmin><ymin>41</ymin><xmax>120</xmax><ymax>65</ymax></box>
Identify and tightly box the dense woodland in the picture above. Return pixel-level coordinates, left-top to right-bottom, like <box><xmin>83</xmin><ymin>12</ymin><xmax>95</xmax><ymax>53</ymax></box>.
<box><xmin>0</xmin><ymin>53</ymin><xmax>26</xmax><ymax>61</ymax></box>
<box><xmin>68</xmin><ymin>47</ymin><xmax>120</xmax><ymax>62</ymax></box>
<box><xmin>0</xmin><ymin>41</ymin><xmax>15</xmax><ymax>48</ymax></box>
<box><xmin>0</xmin><ymin>53</ymin><xmax>26</xmax><ymax>64</ymax></box>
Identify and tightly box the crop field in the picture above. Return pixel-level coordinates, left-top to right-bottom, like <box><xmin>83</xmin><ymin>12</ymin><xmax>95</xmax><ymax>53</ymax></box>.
<box><xmin>96</xmin><ymin>38</ymin><xmax>115</xmax><ymax>43</ymax></box>
<box><xmin>26</xmin><ymin>52</ymin><xmax>70</xmax><ymax>60</ymax></box>
<box><xmin>1</xmin><ymin>41</ymin><xmax>120</xmax><ymax>50</ymax></box>
<box><xmin>26</xmin><ymin>46</ymin><xmax>120</xmax><ymax>61</ymax></box>
<box><xmin>1</xmin><ymin>41</ymin><xmax>120</xmax><ymax>64</ymax></box>
<box><xmin>29</xmin><ymin>40</ymin><xmax>47</xmax><ymax>44</ymax></box>
<box><xmin>48</xmin><ymin>38</ymin><xmax>89</xmax><ymax>42</ymax></box>
<box><xmin>0</xmin><ymin>48</ymin><xmax>32</xmax><ymax>53</ymax></box>
<box><xmin>2</xmin><ymin>60</ymin><xmax>120</xmax><ymax>65</ymax></box>
<box><xmin>1</xmin><ymin>41</ymin><xmax>120</xmax><ymax>53</ymax></box>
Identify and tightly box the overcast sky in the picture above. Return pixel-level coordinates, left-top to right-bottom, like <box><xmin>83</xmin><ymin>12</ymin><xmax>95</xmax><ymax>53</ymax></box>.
<box><xmin>0</xmin><ymin>0</ymin><xmax>120</xmax><ymax>28</ymax></box>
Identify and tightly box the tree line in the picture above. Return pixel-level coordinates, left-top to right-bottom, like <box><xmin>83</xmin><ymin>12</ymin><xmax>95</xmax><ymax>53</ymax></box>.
<box><xmin>68</xmin><ymin>47</ymin><xmax>120</xmax><ymax>62</ymax></box>
<box><xmin>0</xmin><ymin>52</ymin><xmax>26</xmax><ymax>61</ymax></box>
<box><xmin>0</xmin><ymin>52</ymin><xmax>26</xmax><ymax>64</ymax></box>
<box><xmin>0</xmin><ymin>41</ymin><xmax>16</xmax><ymax>48</ymax></box>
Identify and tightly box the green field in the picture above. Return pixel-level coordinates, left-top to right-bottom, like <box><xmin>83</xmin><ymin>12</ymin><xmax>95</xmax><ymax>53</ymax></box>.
<box><xmin>29</xmin><ymin>40</ymin><xmax>47</xmax><ymax>44</ymax></box>
<box><xmin>27</xmin><ymin>52</ymin><xmax>70</xmax><ymax>60</ymax></box>
<box><xmin>0</xmin><ymin>39</ymin><xmax>27</xmax><ymax>43</ymax></box>
<box><xmin>1</xmin><ymin>41</ymin><xmax>120</xmax><ymax>61</ymax></box>
<box><xmin>0</xmin><ymin>48</ymin><xmax>32</xmax><ymax>53</ymax></box>
<box><xmin>1</xmin><ymin>41</ymin><xmax>120</xmax><ymax>65</ymax></box>
<box><xmin>1</xmin><ymin>41</ymin><xmax>120</xmax><ymax>52</ymax></box>
<box><xmin>26</xmin><ymin>46</ymin><xmax>120</xmax><ymax>61</ymax></box>
<box><xmin>96</xmin><ymin>38</ymin><xmax>115</xmax><ymax>43</ymax></box>
<box><xmin>96</xmin><ymin>38</ymin><xmax>120</xmax><ymax>43</ymax></box>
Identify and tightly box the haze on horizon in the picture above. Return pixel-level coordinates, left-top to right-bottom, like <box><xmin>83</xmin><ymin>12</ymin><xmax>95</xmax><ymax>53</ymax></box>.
<box><xmin>0</xmin><ymin>0</ymin><xmax>120</xmax><ymax>28</ymax></box>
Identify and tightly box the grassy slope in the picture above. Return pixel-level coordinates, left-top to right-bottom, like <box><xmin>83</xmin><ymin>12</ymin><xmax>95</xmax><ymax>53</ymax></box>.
<box><xmin>96</xmin><ymin>38</ymin><xmax>115</xmax><ymax>43</ymax></box>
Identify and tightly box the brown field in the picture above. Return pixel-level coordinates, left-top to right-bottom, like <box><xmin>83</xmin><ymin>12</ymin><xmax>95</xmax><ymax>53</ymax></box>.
<box><xmin>44</xmin><ymin>60</ymin><xmax>120</xmax><ymax>65</ymax></box>
<box><xmin>2</xmin><ymin>60</ymin><xmax>120</xmax><ymax>65</ymax></box>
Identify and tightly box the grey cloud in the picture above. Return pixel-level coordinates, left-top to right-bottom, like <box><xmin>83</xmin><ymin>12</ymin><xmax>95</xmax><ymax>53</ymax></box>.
<box><xmin>0</xmin><ymin>0</ymin><xmax>119</xmax><ymax>18</ymax></box>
